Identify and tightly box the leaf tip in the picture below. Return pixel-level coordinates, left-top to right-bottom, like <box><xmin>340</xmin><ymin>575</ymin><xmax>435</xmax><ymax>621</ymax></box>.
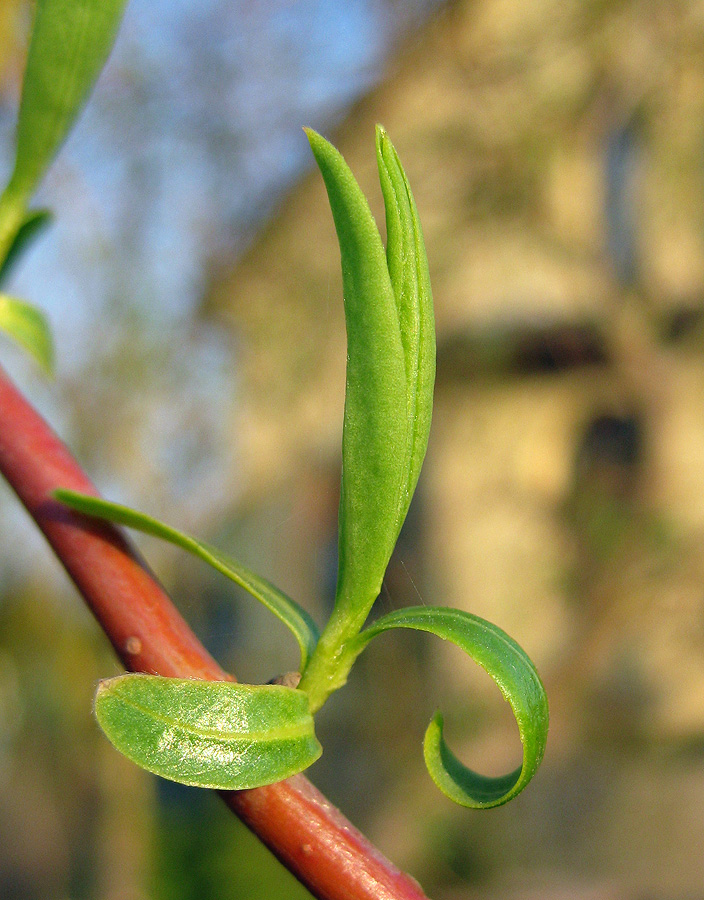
<box><xmin>423</xmin><ymin>708</ymin><xmax>525</xmax><ymax>810</ymax></box>
<box><xmin>303</xmin><ymin>126</ymin><xmax>326</xmax><ymax>156</ymax></box>
<box><xmin>94</xmin><ymin>673</ymin><xmax>127</xmax><ymax>700</ymax></box>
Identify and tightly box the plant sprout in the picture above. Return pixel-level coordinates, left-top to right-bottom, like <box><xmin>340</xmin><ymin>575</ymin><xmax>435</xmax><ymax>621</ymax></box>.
<box><xmin>0</xmin><ymin>0</ymin><xmax>548</xmax><ymax>813</ymax></box>
<box><xmin>57</xmin><ymin>126</ymin><xmax>548</xmax><ymax>809</ymax></box>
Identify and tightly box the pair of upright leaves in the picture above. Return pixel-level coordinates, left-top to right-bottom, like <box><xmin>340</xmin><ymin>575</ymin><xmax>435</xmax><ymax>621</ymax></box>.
<box><xmin>56</xmin><ymin>126</ymin><xmax>548</xmax><ymax>808</ymax></box>
<box><xmin>0</xmin><ymin>0</ymin><xmax>129</xmax><ymax>373</ymax></box>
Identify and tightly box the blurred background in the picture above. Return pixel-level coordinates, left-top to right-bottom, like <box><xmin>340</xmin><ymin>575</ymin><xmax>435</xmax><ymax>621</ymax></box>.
<box><xmin>2</xmin><ymin>0</ymin><xmax>704</xmax><ymax>897</ymax></box>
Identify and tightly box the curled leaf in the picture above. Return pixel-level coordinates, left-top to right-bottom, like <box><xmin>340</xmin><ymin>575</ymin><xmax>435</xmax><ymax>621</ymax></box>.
<box><xmin>95</xmin><ymin>674</ymin><xmax>322</xmax><ymax>789</ymax></box>
<box><xmin>0</xmin><ymin>294</ymin><xmax>54</xmax><ymax>375</ymax></box>
<box><xmin>54</xmin><ymin>490</ymin><xmax>320</xmax><ymax>670</ymax></box>
<box><xmin>349</xmin><ymin>606</ymin><xmax>548</xmax><ymax>808</ymax></box>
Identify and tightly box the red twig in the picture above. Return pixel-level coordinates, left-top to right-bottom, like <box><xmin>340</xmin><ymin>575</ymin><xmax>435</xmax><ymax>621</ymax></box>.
<box><xmin>0</xmin><ymin>363</ymin><xmax>429</xmax><ymax>900</ymax></box>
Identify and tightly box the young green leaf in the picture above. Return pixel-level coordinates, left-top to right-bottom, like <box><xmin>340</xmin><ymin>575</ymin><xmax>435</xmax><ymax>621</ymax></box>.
<box><xmin>95</xmin><ymin>675</ymin><xmax>322</xmax><ymax>789</ymax></box>
<box><xmin>0</xmin><ymin>294</ymin><xmax>54</xmax><ymax>375</ymax></box>
<box><xmin>54</xmin><ymin>490</ymin><xmax>320</xmax><ymax>670</ymax></box>
<box><xmin>375</xmin><ymin>125</ymin><xmax>435</xmax><ymax>538</ymax></box>
<box><xmin>6</xmin><ymin>0</ymin><xmax>129</xmax><ymax>203</ymax></box>
<box><xmin>0</xmin><ymin>0</ymin><xmax>128</xmax><ymax>264</ymax></box>
<box><xmin>348</xmin><ymin>606</ymin><xmax>549</xmax><ymax>808</ymax></box>
<box><xmin>0</xmin><ymin>209</ymin><xmax>52</xmax><ymax>285</ymax></box>
<box><xmin>299</xmin><ymin>129</ymin><xmax>436</xmax><ymax>711</ymax></box>
<box><xmin>304</xmin><ymin>129</ymin><xmax>408</xmax><ymax>632</ymax></box>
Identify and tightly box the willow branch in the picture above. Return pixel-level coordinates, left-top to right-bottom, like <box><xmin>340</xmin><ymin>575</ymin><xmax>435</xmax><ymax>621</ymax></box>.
<box><xmin>0</xmin><ymin>363</ymin><xmax>428</xmax><ymax>900</ymax></box>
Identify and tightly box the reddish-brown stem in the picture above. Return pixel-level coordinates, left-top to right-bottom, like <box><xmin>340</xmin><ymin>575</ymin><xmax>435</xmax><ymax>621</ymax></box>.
<box><xmin>0</xmin><ymin>363</ymin><xmax>429</xmax><ymax>900</ymax></box>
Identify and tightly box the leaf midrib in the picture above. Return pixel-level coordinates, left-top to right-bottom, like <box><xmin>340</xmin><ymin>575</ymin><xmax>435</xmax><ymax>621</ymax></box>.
<box><xmin>106</xmin><ymin>693</ymin><xmax>312</xmax><ymax>744</ymax></box>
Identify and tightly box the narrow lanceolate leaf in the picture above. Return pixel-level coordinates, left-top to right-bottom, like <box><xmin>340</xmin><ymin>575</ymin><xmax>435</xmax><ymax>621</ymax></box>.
<box><xmin>54</xmin><ymin>490</ymin><xmax>320</xmax><ymax>670</ymax></box>
<box><xmin>305</xmin><ymin>129</ymin><xmax>408</xmax><ymax>628</ymax></box>
<box><xmin>7</xmin><ymin>0</ymin><xmax>129</xmax><ymax>203</ymax></box>
<box><xmin>299</xmin><ymin>130</ymin><xmax>436</xmax><ymax>713</ymax></box>
<box><xmin>95</xmin><ymin>675</ymin><xmax>322</xmax><ymax>789</ymax></box>
<box><xmin>350</xmin><ymin>607</ymin><xmax>549</xmax><ymax>808</ymax></box>
<box><xmin>0</xmin><ymin>295</ymin><xmax>54</xmax><ymax>375</ymax></box>
<box><xmin>375</xmin><ymin>125</ymin><xmax>435</xmax><ymax>538</ymax></box>
<box><xmin>0</xmin><ymin>0</ymin><xmax>128</xmax><ymax>264</ymax></box>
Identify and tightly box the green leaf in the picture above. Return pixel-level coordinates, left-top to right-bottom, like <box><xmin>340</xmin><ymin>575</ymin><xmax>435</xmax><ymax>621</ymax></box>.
<box><xmin>0</xmin><ymin>209</ymin><xmax>52</xmax><ymax>285</ymax></box>
<box><xmin>95</xmin><ymin>674</ymin><xmax>322</xmax><ymax>789</ymax></box>
<box><xmin>0</xmin><ymin>294</ymin><xmax>54</xmax><ymax>375</ymax></box>
<box><xmin>54</xmin><ymin>490</ymin><xmax>320</xmax><ymax>670</ymax></box>
<box><xmin>349</xmin><ymin>607</ymin><xmax>549</xmax><ymax>808</ymax></box>
<box><xmin>376</xmin><ymin>125</ymin><xmax>435</xmax><ymax>536</ymax></box>
<box><xmin>0</xmin><ymin>0</ymin><xmax>128</xmax><ymax>264</ymax></box>
<box><xmin>6</xmin><ymin>0</ymin><xmax>129</xmax><ymax>203</ymax></box>
<box><xmin>305</xmin><ymin>129</ymin><xmax>408</xmax><ymax>630</ymax></box>
<box><xmin>299</xmin><ymin>129</ymin><xmax>436</xmax><ymax>711</ymax></box>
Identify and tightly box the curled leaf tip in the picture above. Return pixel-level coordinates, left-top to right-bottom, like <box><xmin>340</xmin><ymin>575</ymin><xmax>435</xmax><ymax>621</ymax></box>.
<box><xmin>424</xmin><ymin>712</ymin><xmax>525</xmax><ymax>809</ymax></box>
<box><xmin>351</xmin><ymin>606</ymin><xmax>548</xmax><ymax>809</ymax></box>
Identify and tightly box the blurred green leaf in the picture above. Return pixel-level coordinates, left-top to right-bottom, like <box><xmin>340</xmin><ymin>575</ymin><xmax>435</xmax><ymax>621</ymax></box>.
<box><xmin>0</xmin><ymin>294</ymin><xmax>54</xmax><ymax>375</ymax></box>
<box><xmin>7</xmin><ymin>0</ymin><xmax>128</xmax><ymax>202</ymax></box>
<box><xmin>95</xmin><ymin>674</ymin><xmax>322</xmax><ymax>789</ymax></box>
<box><xmin>53</xmin><ymin>490</ymin><xmax>320</xmax><ymax>670</ymax></box>
<box><xmin>0</xmin><ymin>208</ymin><xmax>52</xmax><ymax>284</ymax></box>
<box><xmin>350</xmin><ymin>606</ymin><xmax>548</xmax><ymax>808</ymax></box>
<box><xmin>0</xmin><ymin>0</ymin><xmax>128</xmax><ymax>264</ymax></box>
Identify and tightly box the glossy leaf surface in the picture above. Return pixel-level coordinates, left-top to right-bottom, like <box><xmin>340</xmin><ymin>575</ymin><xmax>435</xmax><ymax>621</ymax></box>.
<box><xmin>0</xmin><ymin>294</ymin><xmax>54</xmax><ymax>375</ymax></box>
<box><xmin>95</xmin><ymin>674</ymin><xmax>322</xmax><ymax>789</ymax></box>
<box><xmin>54</xmin><ymin>490</ymin><xmax>320</xmax><ymax>670</ymax></box>
<box><xmin>350</xmin><ymin>606</ymin><xmax>548</xmax><ymax>808</ymax></box>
